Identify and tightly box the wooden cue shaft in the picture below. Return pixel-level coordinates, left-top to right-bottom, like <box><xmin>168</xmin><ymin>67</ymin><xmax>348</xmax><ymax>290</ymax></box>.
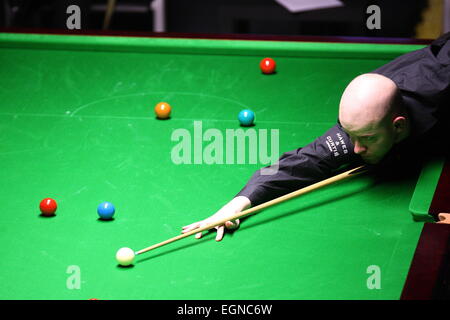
<box><xmin>135</xmin><ymin>165</ymin><xmax>368</xmax><ymax>255</ymax></box>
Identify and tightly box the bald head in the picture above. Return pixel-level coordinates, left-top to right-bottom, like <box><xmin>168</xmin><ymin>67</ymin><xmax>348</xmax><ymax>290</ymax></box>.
<box><xmin>339</xmin><ymin>73</ymin><xmax>401</xmax><ymax>133</ymax></box>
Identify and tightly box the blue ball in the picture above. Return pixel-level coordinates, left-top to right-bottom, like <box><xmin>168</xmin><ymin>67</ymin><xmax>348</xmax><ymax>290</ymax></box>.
<box><xmin>97</xmin><ymin>202</ymin><xmax>115</xmax><ymax>220</ymax></box>
<box><xmin>238</xmin><ymin>109</ymin><xmax>255</xmax><ymax>126</ymax></box>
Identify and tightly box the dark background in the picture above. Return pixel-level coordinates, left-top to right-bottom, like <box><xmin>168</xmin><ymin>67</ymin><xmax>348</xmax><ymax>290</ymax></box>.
<box><xmin>0</xmin><ymin>0</ymin><xmax>439</xmax><ymax>38</ymax></box>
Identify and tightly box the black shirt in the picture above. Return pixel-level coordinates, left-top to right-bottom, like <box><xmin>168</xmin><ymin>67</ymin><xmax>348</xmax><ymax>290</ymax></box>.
<box><xmin>236</xmin><ymin>32</ymin><xmax>450</xmax><ymax>207</ymax></box>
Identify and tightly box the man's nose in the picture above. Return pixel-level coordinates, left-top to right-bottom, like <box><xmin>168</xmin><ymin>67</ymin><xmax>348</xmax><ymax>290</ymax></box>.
<box><xmin>354</xmin><ymin>141</ymin><xmax>367</xmax><ymax>154</ymax></box>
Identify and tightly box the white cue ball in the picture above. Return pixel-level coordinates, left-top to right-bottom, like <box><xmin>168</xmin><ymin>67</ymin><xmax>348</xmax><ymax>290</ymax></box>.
<box><xmin>116</xmin><ymin>247</ymin><xmax>135</xmax><ymax>266</ymax></box>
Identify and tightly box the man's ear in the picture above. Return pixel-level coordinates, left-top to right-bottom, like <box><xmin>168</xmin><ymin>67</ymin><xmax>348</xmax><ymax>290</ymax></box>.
<box><xmin>392</xmin><ymin>116</ymin><xmax>410</xmax><ymax>143</ymax></box>
<box><xmin>393</xmin><ymin>116</ymin><xmax>406</xmax><ymax>129</ymax></box>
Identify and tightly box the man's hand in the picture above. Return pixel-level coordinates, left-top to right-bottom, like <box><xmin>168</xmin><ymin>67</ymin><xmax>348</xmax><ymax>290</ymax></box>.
<box><xmin>437</xmin><ymin>213</ymin><xmax>450</xmax><ymax>224</ymax></box>
<box><xmin>181</xmin><ymin>196</ymin><xmax>251</xmax><ymax>241</ymax></box>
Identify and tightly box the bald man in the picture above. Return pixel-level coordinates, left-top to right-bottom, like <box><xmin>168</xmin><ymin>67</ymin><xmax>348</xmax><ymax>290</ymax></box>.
<box><xmin>182</xmin><ymin>32</ymin><xmax>450</xmax><ymax>240</ymax></box>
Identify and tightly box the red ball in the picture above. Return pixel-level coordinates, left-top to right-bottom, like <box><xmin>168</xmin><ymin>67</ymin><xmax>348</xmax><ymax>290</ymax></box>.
<box><xmin>260</xmin><ymin>58</ymin><xmax>276</xmax><ymax>74</ymax></box>
<box><xmin>39</xmin><ymin>198</ymin><xmax>57</xmax><ymax>216</ymax></box>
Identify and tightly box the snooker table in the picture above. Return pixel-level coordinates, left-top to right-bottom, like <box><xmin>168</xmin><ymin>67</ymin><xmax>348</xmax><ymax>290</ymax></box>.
<box><xmin>0</xmin><ymin>31</ymin><xmax>447</xmax><ymax>300</ymax></box>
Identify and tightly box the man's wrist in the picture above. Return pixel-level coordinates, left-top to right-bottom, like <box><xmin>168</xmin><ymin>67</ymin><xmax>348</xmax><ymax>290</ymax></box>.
<box><xmin>231</xmin><ymin>196</ymin><xmax>251</xmax><ymax>211</ymax></box>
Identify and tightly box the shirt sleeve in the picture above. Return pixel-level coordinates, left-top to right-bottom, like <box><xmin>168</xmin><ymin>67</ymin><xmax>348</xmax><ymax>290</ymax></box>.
<box><xmin>236</xmin><ymin>123</ymin><xmax>364</xmax><ymax>206</ymax></box>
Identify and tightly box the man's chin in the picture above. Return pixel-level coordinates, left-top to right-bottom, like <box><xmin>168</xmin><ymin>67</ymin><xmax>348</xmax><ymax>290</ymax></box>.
<box><xmin>362</xmin><ymin>157</ymin><xmax>380</xmax><ymax>164</ymax></box>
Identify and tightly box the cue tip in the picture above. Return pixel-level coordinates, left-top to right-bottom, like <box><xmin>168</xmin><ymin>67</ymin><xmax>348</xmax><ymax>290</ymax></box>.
<box><xmin>349</xmin><ymin>165</ymin><xmax>370</xmax><ymax>175</ymax></box>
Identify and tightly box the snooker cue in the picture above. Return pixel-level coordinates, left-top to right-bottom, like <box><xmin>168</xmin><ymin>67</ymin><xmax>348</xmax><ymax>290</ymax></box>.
<box><xmin>135</xmin><ymin>165</ymin><xmax>368</xmax><ymax>256</ymax></box>
<box><xmin>103</xmin><ymin>0</ymin><xmax>117</xmax><ymax>30</ymax></box>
